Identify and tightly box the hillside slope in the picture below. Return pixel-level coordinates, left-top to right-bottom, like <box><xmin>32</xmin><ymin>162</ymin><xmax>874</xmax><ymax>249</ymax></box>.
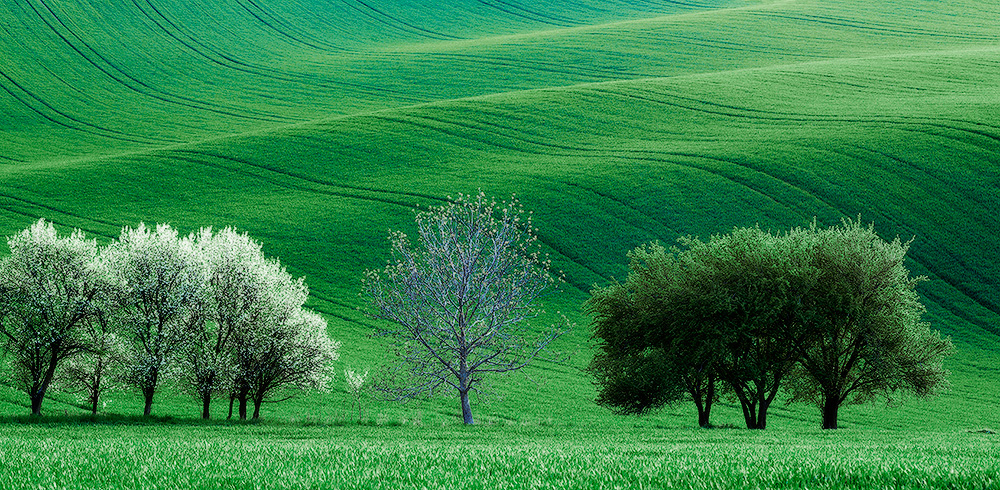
<box><xmin>1</xmin><ymin>0</ymin><xmax>998</xmax><ymax>427</ymax></box>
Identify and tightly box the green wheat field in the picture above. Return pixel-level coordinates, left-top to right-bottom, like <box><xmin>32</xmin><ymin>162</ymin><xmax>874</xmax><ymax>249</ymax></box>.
<box><xmin>1</xmin><ymin>0</ymin><xmax>998</xmax><ymax>487</ymax></box>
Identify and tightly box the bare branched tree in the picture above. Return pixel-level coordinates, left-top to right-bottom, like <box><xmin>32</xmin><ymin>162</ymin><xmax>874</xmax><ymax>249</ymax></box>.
<box><xmin>365</xmin><ymin>191</ymin><xmax>566</xmax><ymax>424</ymax></box>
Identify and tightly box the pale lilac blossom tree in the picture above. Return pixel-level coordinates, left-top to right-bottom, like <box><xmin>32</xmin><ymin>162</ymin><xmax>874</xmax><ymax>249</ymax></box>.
<box><xmin>365</xmin><ymin>192</ymin><xmax>565</xmax><ymax>424</ymax></box>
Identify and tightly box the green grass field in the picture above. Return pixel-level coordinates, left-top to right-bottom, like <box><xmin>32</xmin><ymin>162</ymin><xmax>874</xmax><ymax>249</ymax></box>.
<box><xmin>1</xmin><ymin>0</ymin><xmax>999</xmax><ymax>486</ymax></box>
<box><xmin>1</xmin><ymin>422</ymin><xmax>998</xmax><ymax>489</ymax></box>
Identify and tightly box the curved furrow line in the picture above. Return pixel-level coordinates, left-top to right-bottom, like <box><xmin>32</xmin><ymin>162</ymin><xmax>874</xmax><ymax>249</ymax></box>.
<box><xmin>853</xmin><ymin>144</ymin><xmax>997</xmax><ymax>214</ymax></box>
<box><xmin>0</xmin><ymin>68</ymin><xmax>158</xmax><ymax>145</ymax></box>
<box><xmin>664</xmin><ymin>32</ymin><xmax>820</xmax><ymax>59</ymax></box>
<box><xmin>0</xmin><ymin>154</ymin><xmax>27</xmax><ymax>163</ymax></box>
<box><xmin>172</xmin><ymin>152</ymin><xmax>417</xmax><ymax>209</ymax></box>
<box><xmin>921</xmin><ymin>287</ymin><xmax>1000</xmax><ymax>338</ymax></box>
<box><xmin>29</xmin><ymin>0</ymin><xmax>286</xmax><ymax>124</ymax></box>
<box><xmin>673</xmin><ymin>154</ymin><xmax>842</xmax><ymax>219</ymax></box>
<box><xmin>0</xmin><ymin>192</ymin><xmax>125</xmax><ymax>230</ymax></box>
<box><xmin>920</xmin><ymin>121</ymin><xmax>1000</xmax><ymax>148</ymax></box>
<box><xmin>139</xmin><ymin>2</ymin><xmax>428</xmax><ymax>103</ymax></box>
<box><xmin>606</xmin><ymin>151</ymin><xmax>817</xmax><ymax>223</ymax></box>
<box><xmin>513</xmin><ymin>185</ymin><xmax>615</xmax><ymax>289</ymax></box>
<box><xmin>164</xmin><ymin>150</ymin><xmax>426</xmax><ymax>210</ymax></box>
<box><xmin>531</xmin><ymin>174</ymin><xmax>684</xmax><ymax>241</ymax></box>
<box><xmin>343</xmin><ymin>0</ymin><xmax>461</xmax><ymax>41</ymax></box>
<box><xmin>778</xmin><ymin>70</ymin><xmax>922</xmax><ymax>94</ymax></box>
<box><xmin>0</xmin><ymin>198</ymin><xmax>121</xmax><ymax>241</ymax></box>
<box><xmin>589</xmin><ymin>86</ymin><xmax>994</xmax><ymax>133</ymax></box>
<box><xmin>420</xmin><ymin>53</ymin><xmax>643</xmax><ymax>80</ymax></box>
<box><xmin>0</xmin><ymin>206</ymin><xmax>95</xmax><ymax>234</ymax></box>
<box><xmin>301</xmin><ymin>290</ymin><xmax>373</xmax><ymax>327</ymax></box>
<box><xmin>754</xmin><ymin>12</ymin><xmax>997</xmax><ymax>41</ymax></box>
<box><xmin>798</xmin><ymin>12</ymin><xmax>999</xmax><ymax>41</ymax></box>
<box><xmin>368</xmin><ymin>114</ymin><xmax>565</xmax><ymax>156</ymax></box>
<box><xmin>888</xmin><ymin>123</ymin><xmax>1000</xmax><ymax>160</ymax></box>
<box><xmin>402</xmin><ymin>113</ymin><xmax>599</xmax><ymax>154</ymax></box>
<box><xmin>172</xmin><ymin>148</ymin><xmax>450</xmax><ymax>205</ymax></box>
<box><xmin>236</xmin><ymin>0</ymin><xmax>346</xmax><ymax>53</ymax></box>
<box><xmin>475</xmin><ymin>0</ymin><xmax>576</xmax><ymax>28</ymax></box>
<box><xmin>130</xmin><ymin>0</ymin><xmax>333</xmax><ymax>96</ymax></box>
<box><xmin>589</xmin><ymin>85</ymin><xmax>886</xmax><ymax>123</ymax></box>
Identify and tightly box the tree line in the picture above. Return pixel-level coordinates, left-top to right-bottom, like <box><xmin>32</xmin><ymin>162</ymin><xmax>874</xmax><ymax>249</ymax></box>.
<box><xmin>0</xmin><ymin>196</ymin><xmax>955</xmax><ymax>430</ymax></box>
<box><xmin>587</xmin><ymin>220</ymin><xmax>954</xmax><ymax>430</ymax></box>
<box><xmin>0</xmin><ymin>220</ymin><xmax>338</xmax><ymax>419</ymax></box>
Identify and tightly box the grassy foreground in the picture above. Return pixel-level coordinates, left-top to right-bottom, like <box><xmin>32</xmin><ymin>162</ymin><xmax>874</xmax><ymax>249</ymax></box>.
<box><xmin>0</xmin><ymin>421</ymin><xmax>996</xmax><ymax>489</ymax></box>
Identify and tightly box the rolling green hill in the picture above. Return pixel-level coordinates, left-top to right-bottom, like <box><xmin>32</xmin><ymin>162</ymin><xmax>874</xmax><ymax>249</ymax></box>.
<box><xmin>1</xmin><ymin>0</ymin><xmax>998</xmax><ymax>429</ymax></box>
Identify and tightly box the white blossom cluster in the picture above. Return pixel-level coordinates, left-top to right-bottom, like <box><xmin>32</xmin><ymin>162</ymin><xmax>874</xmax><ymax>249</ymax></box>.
<box><xmin>0</xmin><ymin>219</ymin><xmax>339</xmax><ymax>418</ymax></box>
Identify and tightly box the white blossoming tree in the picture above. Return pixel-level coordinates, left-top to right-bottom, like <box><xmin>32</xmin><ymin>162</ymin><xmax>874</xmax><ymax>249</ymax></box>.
<box><xmin>0</xmin><ymin>219</ymin><xmax>107</xmax><ymax>416</ymax></box>
<box><xmin>53</xmin><ymin>304</ymin><xmax>125</xmax><ymax>415</ymax></box>
<box><xmin>103</xmin><ymin>223</ymin><xmax>208</xmax><ymax>417</ymax></box>
<box><xmin>365</xmin><ymin>192</ymin><xmax>566</xmax><ymax>425</ymax></box>
<box><xmin>241</xmin><ymin>309</ymin><xmax>339</xmax><ymax>419</ymax></box>
<box><xmin>344</xmin><ymin>367</ymin><xmax>371</xmax><ymax>424</ymax></box>
<box><xmin>191</xmin><ymin>227</ymin><xmax>338</xmax><ymax>420</ymax></box>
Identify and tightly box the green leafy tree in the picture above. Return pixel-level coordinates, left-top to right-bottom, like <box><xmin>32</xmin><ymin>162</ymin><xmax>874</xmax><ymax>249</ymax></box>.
<box><xmin>686</xmin><ymin>227</ymin><xmax>815</xmax><ymax>430</ymax></box>
<box><xmin>787</xmin><ymin>219</ymin><xmax>954</xmax><ymax>429</ymax></box>
<box><xmin>365</xmin><ymin>192</ymin><xmax>565</xmax><ymax>425</ymax></box>
<box><xmin>589</xmin><ymin>229</ymin><xmax>812</xmax><ymax>429</ymax></box>
<box><xmin>587</xmin><ymin>243</ymin><xmax>718</xmax><ymax>426</ymax></box>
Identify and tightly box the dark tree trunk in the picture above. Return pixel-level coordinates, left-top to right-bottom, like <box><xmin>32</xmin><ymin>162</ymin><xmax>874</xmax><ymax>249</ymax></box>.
<box><xmin>458</xmin><ymin>359</ymin><xmax>474</xmax><ymax>425</ymax></box>
<box><xmin>822</xmin><ymin>395</ymin><xmax>840</xmax><ymax>430</ymax></box>
<box><xmin>757</xmin><ymin>404</ymin><xmax>769</xmax><ymax>430</ymax></box>
<box><xmin>238</xmin><ymin>394</ymin><xmax>248</xmax><ymax>420</ymax></box>
<box><xmin>227</xmin><ymin>393</ymin><xmax>235</xmax><ymax>420</ymax></box>
<box><xmin>741</xmin><ymin>404</ymin><xmax>759</xmax><ymax>429</ymax></box>
<box><xmin>252</xmin><ymin>394</ymin><xmax>263</xmax><ymax>420</ymax></box>
<box><xmin>696</xmin><ymin>376</ymin><xmax>715</xmax><ymax>428</ymax></box>
<box><xmin>460</xmin><ymin>390</ymin><xmax>473</xmax><ymax>425</ymax></box>
<box><xmin>201</xmin><ymin>393</ymin><xmax>212</xmax><ymax>419</ymax></box>
<box><xmin>30</xmin><ymin>390</ymin><xmax>44</xmax><ymax>417</ymax></box>
<box><xmin>143</xmin><ymin>389</ymin><xmax>155</xmax><ymax>417</ymax></box>
<box><xmin>91</xmin><ymin>368</ymin><xmax>103</xmax><ymax>415</ymax></box>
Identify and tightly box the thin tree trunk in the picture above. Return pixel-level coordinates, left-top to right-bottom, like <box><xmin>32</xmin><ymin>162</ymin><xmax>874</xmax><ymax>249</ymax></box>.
<box><xmin>227</xmin><ymin>393</ymin><xmax>235</xmax><ymax>420</ymax></box>
<box><xmin>757</xmin><ymin>403</ymin><xmax>769</xmax><ymax>430</ymax></box>
<box><xmin>30</xmin><ymin>390</ymin><xmax>44</xmax><ymax>417</ymax></box>
<box><xmin>698</xmin><ymin>377</ymin><xmax>715</xmax><ymax>428</ymax></box>
<box><xmin>91</xmin><ymin>367</ymin><xmax>103</xmax><ymax>415</ymax></box>
<box><xmin>238</xmin><ymin>394</ymin><xmax>248</xmax><ymax>420</ymax></box>
<box><xmin>756</xmin><ymin>387</ymin><xmax>770</xmax><ymax>430</ymax></box>
<box><xmin>460</xmin><ymin>390</ymin><xmax>473</xmax><ymax>425</ymax></box>
<box><xmin>31</xmin><ymin>355</ymin><xmax>61</xmax><ymax>416</ymax></box>
<box><xmin>143</xmin><ymin>389</ymin><xmax>155</xmax><ymax>417</ymax></box>
<box><xmin>735</xmin><ymin>389</ymin><xmax>759</xmax><ymax>429</ymax></box>
<box><xmin>458</xmin><ymin>355</ymin><xmax>474</xmax><ymax>424</ymax></box>
<box><xmin>201</xmin><ymin>393</ymin><xmax>212</xmax><ymax>419</ymax></box>
<box><xmin>252</xmin><ymin>394</ymin><xmax>263</xmax><ymax>420</ymax></box>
